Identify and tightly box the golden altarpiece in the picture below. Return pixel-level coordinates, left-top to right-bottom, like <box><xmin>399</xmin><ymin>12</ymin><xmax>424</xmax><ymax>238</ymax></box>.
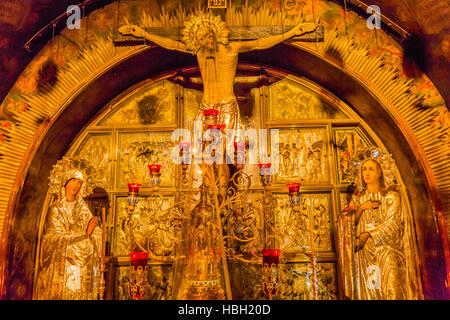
<box><xmin>0</xmin><ymin>1</ymin><xmax>449</xmax><ymax>301</ymax></box>
<box><xmin>31</xmin><ymin>68</ymin><xmax>421</xmax><ymax>299</ymax></box>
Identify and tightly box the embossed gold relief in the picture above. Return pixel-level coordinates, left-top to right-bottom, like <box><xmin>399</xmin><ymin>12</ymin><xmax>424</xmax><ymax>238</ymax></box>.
<box><xmin>334</xmin><ymin>129</ymin><xmax>372</xmax><ymax>184</ymax></box>
<box><xmin>99</xmin><ymin>80</ymin><xmax>177</xmax><ymax>127</ymax></box>
<box><xmin>268</xmin><ymin>79</ymin><xmax>348</xmax><ymax>121</ymax></box>
<box><xmin>114</xmin><ymin>196</ymin><xmax>175</xmax><ymax>257</ymax></box>
<box><xmin>274</xmin><ymin>128</ymin><xmax>329</xmax><ymax>184</ymax></box>
<box><xmin>117</xmin><ymin>132</ymin><xmax>175</xmax><ymax>188</ymax></box>
<box><xmin>228</xmin><ymin>261</ymin><xmax>337</xmax><ymax>300</ymax></box>
<box><xmin>278</xmin><ymin>263</ymin><xmax>337</xmax><ymax>300</ymax></box>
<box><xmin>74</xmin><ymin>133</ymin><xmax>112</xmax><ymax>189</ymax></box>
<box><xmin>228</xmin><ymin>261</ymin><xmax>265</xmax><ymax>300</ymax></box>
<box><xmin>115</xmin><ymin>264</ymin><xmax>173</xmax><ymax>300</ymax></box>
<box><xmin>183</xmin><ymin>86</ymin><xmax>203</xmax><ymax>130</ymax></box>
<box><xmin>274</xmin><ymin>193</ymin><xmax>333</xmax><ymax>253</ymax></box>
<box><xmin>223</xmin><ymin>191</ymin><xmax>264</xmax><ymax>256</ymax></box>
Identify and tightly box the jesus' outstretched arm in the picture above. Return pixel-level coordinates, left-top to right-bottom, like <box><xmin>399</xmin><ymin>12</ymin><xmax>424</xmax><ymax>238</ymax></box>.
<box><xmin>119</xmin><ymin>25</ymin><xmax>190</xmax><ymax>53</ymax></box>
<box><xmin>231</xmin><ymin>21</ymin><xmax>318</xmax><ymax>53</ymax></box>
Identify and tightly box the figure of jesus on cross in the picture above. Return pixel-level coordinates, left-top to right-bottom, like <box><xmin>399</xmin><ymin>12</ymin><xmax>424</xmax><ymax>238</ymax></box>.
<box><xmin>119</xmin><ymin>13</ymin><xmax>317</xmax><ymax>132</ymax></box>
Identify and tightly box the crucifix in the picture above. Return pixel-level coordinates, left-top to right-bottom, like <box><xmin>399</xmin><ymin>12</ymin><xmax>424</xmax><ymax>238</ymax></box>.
<box><xmin>114</xmin><ymin>11</ymin><xmax>324</xmax><ymax>301</ymax></box>
<box><xmin>114</xmin><ymin>13</ymin><xmax>324</xmax><ymax>131</ymax></box>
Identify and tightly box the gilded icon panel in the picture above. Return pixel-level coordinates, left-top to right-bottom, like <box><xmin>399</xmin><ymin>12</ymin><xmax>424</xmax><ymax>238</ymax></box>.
<box><xmin>279</xmin><ymin>262</ymin><xmax>337</xmax><ymax>300</ymax></box>
<box><xmin>98</xmin><ymin>80</ymin><xmax>177</xmax><ymax>127</ymax></box>
<box><xmin>114</xmin><ymin>196</ymin><xmax>175</xmax><ymax>257</ymax></box>
<box><xmin>273</xmin><ymin>128</ymin><xmax>330</xmax><ymax>184</ymax></box>
<box><xmin>228</xmin><ymin>261</ymin><xmax>265</xmax><ymax>300</ymax></box>
<box><xmin>114</xmin><ymin>264</ymin><xmax>173</xmax><ymax>300</ymax></box>
<box><xmin>182</xmin><ymin>85</ymin><xmax>203</xmax><ymax>130</ymax></box>
<box><xmin>227</xmin><ymin>261</ymin><xmax>337</xmax><ymax>300</ymax></box>
<box><xmin>274</xmin><ymin>193</ymin><xmax>333</xmax><ymax>253</ymax></box>
<box><xmin>334</xmin><ymin>128</ymin><xmax>372</xmax><ymax>184</ymax></box>
<box><xmin>268</xmin><ymin>79</ymin><xmax>348</xmax><ymax>120</ymax></box>
<box><xmin>223</xmin><ymin>190</ymin><xmax>265</xmax><ymax>256</ymax></box>
<box><xmin>117</xmin><ymin>132</ymin><xmax>175</xmax><ymax>189</ymax></box>
<box><xmin>73</xmin><ymin>133</ymin><xmax>112</xmax><ymax>189</ymax></box>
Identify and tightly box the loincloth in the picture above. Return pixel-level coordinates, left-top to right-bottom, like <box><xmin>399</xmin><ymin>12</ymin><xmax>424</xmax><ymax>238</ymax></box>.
<box><xmin>195</xmin><ymin>98</ymin><xmax>241</xmax><ymax>131</ymax></box>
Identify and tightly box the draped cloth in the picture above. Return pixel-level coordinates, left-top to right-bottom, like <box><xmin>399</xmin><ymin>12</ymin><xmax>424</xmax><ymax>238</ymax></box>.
<box><xmin>37</xmin><ymin>198</ymin><xmax>102</xmax><ymax>300</ymax></box>
<box><xmin>195</xmin><ymin>98</ymin><xmax>241</xmax><ymax>132</ymax></box>
<box><xmin>337</xmin><ymin>191</ymin><xmax>420</xmax><ymax>300</ymax></box>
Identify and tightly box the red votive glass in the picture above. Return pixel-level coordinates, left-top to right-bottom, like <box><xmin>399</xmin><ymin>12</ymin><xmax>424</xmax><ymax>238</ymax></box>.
<box><xmin>129</xmin><ymin>252</ymin><xmax>148</xmax><ymax>300</ymax></box>
<box><xmin>262</xmin><ymin>249</ymin><xmax>280</xmax><ymax>297</ymax></box>
<box><xmin>203</xmin><ymin>109</ymin><xmax>219</xmax><ymax>117</ymax></box>
<box><xmin>130</xmin><ymin>252</ymin><xmax>149</xmax><ymax>265</ymax></box>
<box><xmin>127</xmin><ymin>183</ymin><xmax>141</xmax><ymax>193</ymax></box>
<box><xmin>258</xmin><ymin>163</ymin><xmax>271</xmax><ymax>175</ymax></box>
<box><xmin>287</xmin><ymin>183</ymin><xmax>301</xmax><ymax>194</ymax></box>
<box><xmin>148</xmin><ymin>164</ymin><xmax>161</xmax><ymax>174</ymax></box>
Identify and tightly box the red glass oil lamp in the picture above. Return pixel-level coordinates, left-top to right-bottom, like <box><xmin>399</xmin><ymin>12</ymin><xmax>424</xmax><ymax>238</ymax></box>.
<box><xmin>127</xmin><ymin>183</ymin><xmax>141</xmax><ymax>211</ymax></box>
<box><xmin>287</xmin><ymin>183</ymin><xmax>301</xmax><ymax>206</ymax></box>
<box><xmin>262</xmin><ymin>249</ymin><xmax>280</xmax><ymax>299</ymax></box>
<box><xmin>203</xmin><ymin>109</ymin><xmax>219</xmax><ymax>126</ymax></box>
<box><xmin>258</xmin><ymin>163</ymin><xmax>272</xmax><ymax>186</ymax></box>
<box><xmin>178</xmin><ymin>142</ymin><xmax>191</xmax><ymax>169</ymax></box>
<box><xmin>234</xmin><ymin>141</ymin><xmax>246</xmax><ymax>169</ymax></box>
<box><xmin>148</xmin><ymin>164</ymin><xmax>161</xmax><ymax>188</ymax></box>
<box><xmin>128</xmin><ymin>252</ymin><xmax>148</xmax><ymax>300</ymax></box>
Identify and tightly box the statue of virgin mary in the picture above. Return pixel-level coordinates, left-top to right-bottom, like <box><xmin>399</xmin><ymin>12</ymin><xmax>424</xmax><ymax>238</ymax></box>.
<box><xmin>36</xmin><ymin>157</ymin><xmax>102</xmax><ymax>300</ymax></box>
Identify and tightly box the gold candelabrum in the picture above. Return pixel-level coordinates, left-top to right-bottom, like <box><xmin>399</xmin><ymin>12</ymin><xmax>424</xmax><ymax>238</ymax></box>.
<box><xmin>123</xmin><ymin>109</ymin><xmax>312</xmax><ymax>300</ymax></box>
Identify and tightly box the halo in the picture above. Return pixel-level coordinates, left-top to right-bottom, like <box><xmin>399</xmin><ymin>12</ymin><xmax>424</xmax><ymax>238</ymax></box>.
<box><xmin>348</xmin><ymin>147</ymin><xmax>398</xmax><ymax>192</ymax></box>
<box><xmin>181</xmin><ymin>13</ymin><xmax>229</xmax><ymax>53</ymax></box>
<box><xmin>48</xmin><ymin>156</ymin><xmax>97</xmax><ymax>198</ymax></box>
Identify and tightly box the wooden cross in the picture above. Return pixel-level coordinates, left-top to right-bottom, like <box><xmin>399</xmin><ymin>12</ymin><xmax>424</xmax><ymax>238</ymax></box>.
<box><xmin>113</xmin><ymin>25</ymin><xmax>324</xmax><ymax>47</ymax></box>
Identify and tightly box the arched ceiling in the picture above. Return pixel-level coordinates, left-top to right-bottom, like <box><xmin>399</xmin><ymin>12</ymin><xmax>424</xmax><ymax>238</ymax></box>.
<box><xmin>0</xmin><ymin>0</ymin><xmax>449</xmax><ymax>111</ymax></box>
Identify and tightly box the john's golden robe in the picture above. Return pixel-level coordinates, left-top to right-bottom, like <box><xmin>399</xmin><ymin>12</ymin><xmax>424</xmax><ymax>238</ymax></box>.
<box><xmin>37</xmin><ymin>199</ymin><xmax>102</xmax><ymax>300</ymax></box>
<box><xmin>338</xmin><ymin>191</ymin><xmax>419</xmax><ymax>300</ymax></box>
